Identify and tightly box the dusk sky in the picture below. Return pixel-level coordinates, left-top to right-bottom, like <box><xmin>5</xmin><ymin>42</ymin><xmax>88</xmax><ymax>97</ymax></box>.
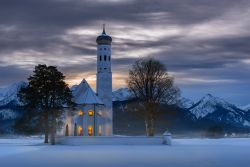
<box><xmin>0</xmin><ymin>0</ymin><xmax>249</xmax><ymax>105</ymax></box>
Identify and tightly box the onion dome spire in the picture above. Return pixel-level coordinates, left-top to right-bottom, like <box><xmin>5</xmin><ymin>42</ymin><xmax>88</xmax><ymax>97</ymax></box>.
<box><xmin>102</xmin><ymin>24</ymin><xmax>106</xmax><ymax>35</ymax></box>
<box><xmin>96</xmin><ymin>24</ymin><xmax>112</xmax><ymax>45</ymax></box>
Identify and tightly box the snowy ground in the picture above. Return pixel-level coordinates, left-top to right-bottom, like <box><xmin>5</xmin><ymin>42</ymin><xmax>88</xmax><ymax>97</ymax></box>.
<box><xmin>0</xmin><ymin>137</ymin><xmax>250</xmax><ymax>167</ymax></box>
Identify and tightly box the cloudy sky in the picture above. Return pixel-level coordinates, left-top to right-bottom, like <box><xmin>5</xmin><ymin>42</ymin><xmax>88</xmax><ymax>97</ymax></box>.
<box><xmin>0</xmin><ymin>0</ymin><xmax>250</xmax><ymax>105</ymax></box>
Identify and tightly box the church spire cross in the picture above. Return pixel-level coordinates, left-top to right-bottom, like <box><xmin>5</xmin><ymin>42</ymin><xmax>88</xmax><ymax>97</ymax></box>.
<box><xmin>102</xmin><ymin>24</ymin><xmax>106</xmax><ymax>35</ymax></box>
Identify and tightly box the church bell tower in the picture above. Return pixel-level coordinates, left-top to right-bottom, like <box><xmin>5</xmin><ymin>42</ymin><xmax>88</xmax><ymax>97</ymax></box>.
<box><xmin>96</xmin><ymin>25</ymin><xmax>113</xmax><ymax>135</ymax></box>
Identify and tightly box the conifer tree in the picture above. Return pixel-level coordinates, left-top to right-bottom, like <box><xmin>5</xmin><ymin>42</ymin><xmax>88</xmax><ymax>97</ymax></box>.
<box><xmin>18</xmin><ymin>64</ymin><xmax>74</xmax><ymax>144</ymax></box>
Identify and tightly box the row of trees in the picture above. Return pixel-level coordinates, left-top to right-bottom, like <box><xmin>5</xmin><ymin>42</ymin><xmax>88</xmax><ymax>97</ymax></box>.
<box><xmin>15</xmin><ymin>57</ymin><xmax>178</xmax><ymax>143</ymax></box>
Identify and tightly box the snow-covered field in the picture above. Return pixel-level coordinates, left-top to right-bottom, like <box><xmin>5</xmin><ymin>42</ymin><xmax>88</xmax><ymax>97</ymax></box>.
<box><xmin>0</xmin><ymin>137</ymin><xmax>250</xmax><ymax>167</ymax></box>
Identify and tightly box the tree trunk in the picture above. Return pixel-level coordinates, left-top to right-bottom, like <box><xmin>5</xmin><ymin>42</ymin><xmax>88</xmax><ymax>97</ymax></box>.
<box><xmin>50</xmin><ymin>110</ymin><xmax>56</xmax><ymax>145</ymax></box>
<box><xmin>148</xmin><ymin>115</ymin><xmax>154</xmax><ymax>136</ymax></box>
<box><xmin>51</xmin><ymin>127</ymin><xmax>55</xmax><ymax>145</ymax></box>
<box><xmin>145</xmin><ymin>111</ymin><xmax>155</xmax><ymax>136</ymax></box>
<box><xmin>44</xmin><ymin>110</ymin><xmax>49</xmax><ymax>143</ymax></box>
<box><xmin>144</xmin><ymin>102</ymin><xmax>155</xmax><ymax>136</ymax></box>
<box><xmin>145</xmin><ymin>119</ymin><xmax>149</xmax><ymax>136</ymax></box>
<box><xmin>145</xmin><ymin>120</ymin><xmax>154</xmax><ymax>136</ymax></box>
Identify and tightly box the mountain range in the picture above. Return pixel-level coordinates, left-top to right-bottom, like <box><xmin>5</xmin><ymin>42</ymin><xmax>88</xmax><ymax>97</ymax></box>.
<box><xmin>112</xmin><ymin>88</ymin><xmax>250</xmax><ymax>135</ymax></box>
<box><xmin>0</xmin><ymin>82</ymin><xmax>249</xmax><ymax>135</ymax></box>
<box><xmin>0</xmin><ymin>82</ymin><xmax>27</xmax><ymax>107</ymax></box>
<box><xmin>241</xmin><ymin>104</ymin><xmax>250</xmax><ymax>112</ymax></box>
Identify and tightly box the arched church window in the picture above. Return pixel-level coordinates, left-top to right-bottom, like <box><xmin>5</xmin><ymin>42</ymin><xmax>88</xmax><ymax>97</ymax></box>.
<box><xmin>78</xmin><ymin>110</ymin><xmax>83</xmax><ymax>116</ymax></box>
<box><xmin>109</xmin><ymin>56</ymin><xmax>110</xmax><ymax>61</ymax></box>
<box><xmin>104</xmin><ymin>55</ymin><xmax>107</xmax><ymax>61</ymax></box>
<box><xmin>65</xmin><ymin>124</ymin><xmax>69</xmax><ymax>136</ymax></box>
<box><xmin>78</xmin><ymin>126</ymin><xmax>83</xmax><ymax>136</ymax></box>
<box><xmin>99</xmin><ymin>55</ymin><xmax>102</xmax><ymax>61</ymax></box>
<box><xmin>98</xmin><ymin>111</ymin><xmax>102</xmax><ymax>116</ymax></box>
<box><xmin>98</xmin><ymin>125</ymin><xmax>102</xmax><ymax>136</ymax></box>
<box><xmin>106</xmin><ymin>124</ymin><xmax>111</xmax><ymax>136</ymax></box>
<box><xmin>88</xmin><ymin>125</ymin><xmax>93</xmax><ymax>136</ymax></box>
<box><xmin>74</xmin><ymin>123</ymin><xmax>77</xmax><ymax>136</ymax></box>
<box><xmin>88</xmin><ymin>110</ymin><xmax>94</xmax><ymax>116</ymax></box>
<box><xmin>104</xmin><ymin>48</ymin><xmax>106</xmax><ymax>50</ymax></box>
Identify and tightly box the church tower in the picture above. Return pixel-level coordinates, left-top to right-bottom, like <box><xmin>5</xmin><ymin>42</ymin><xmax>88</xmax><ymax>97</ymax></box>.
<box><xmin>96</xmin><ymin>25</ymin><xmax>113</xmax><ymax>135</ymax></box>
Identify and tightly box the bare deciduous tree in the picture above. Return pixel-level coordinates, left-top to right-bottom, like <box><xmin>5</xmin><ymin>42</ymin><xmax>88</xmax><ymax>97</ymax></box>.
<box><xmin>127</xmin><ymin>57</ymin><xmax>179</xmax><ymax>136</ymax></box>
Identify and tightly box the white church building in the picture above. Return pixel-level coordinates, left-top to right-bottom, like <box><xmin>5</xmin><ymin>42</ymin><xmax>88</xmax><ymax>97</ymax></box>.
<box><xmin>63</xmin><ymin>26</ymin><xmax>113</xmax><ymax>137</ymax></box>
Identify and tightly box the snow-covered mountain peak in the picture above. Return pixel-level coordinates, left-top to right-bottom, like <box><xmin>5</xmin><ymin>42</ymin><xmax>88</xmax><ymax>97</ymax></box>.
<box><xmin>0</xmin><ymin>81</ymin><xmax>27</xmax><ymax>106</ymax></box>
<box><xmin>199</xmin><ymin>94</ymin><xmax>235</xmax><ymax>107</ymax></box>
<box><xmin>177</xmin><ymin>97</ymin><xmax>194</xmax><ymax>109</ymax></box>
<box><xmin>0</xmin><ymin>81</ymin><xmax>26</xmax><ymax>95</ymax></box>
<box><xmin>201</xmin><ymin>93</ymin><xmax>221</xmax><ymax>103</ymax></box>
<box><xmin>112</xmin><ymin>88</ymin><xmax>133</xmax><ymax>101</ymax></box>
<box><xmin>189</xmin><ymin>94</ymin><xmax>238</xmax><ymax>119</ymax></box>
<box><xmin>241</xmin><ymin>104</ymin><xmax>250</xmax><ymax>111</ymax></box>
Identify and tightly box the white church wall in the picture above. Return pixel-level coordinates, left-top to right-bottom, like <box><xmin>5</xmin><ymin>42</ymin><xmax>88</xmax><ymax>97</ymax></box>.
<box><xmin>56</xmin><ymin>136</ymin><xmax>165</xmax><ymax>145</ymax></box>
<box><xmin>70</xmin><ymin>104</ymin><xmax>107</xmax><ymax>137</ymax></box>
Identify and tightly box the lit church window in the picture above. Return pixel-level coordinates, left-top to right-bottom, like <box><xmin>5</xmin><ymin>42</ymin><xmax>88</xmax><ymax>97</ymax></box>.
<box><xmin>88</xmin><ymin>110</ymin><xmax>94</xmax><ymax>116</ymax></box>
<box><xmin>98</xmin><ymin>111</ymin><xmax>102</xmax><ymax>116</ymax></box>
<box><xmin>106</xmin><ymin>111</ymin><xmax>110</xmax><ymax>117</ymax></box>
<box><xmin>106</xmin><ymin>124</ymin><xmax>110</xmax><ymax>136</ymax></box>
<box><xmin>78</xmin><ymin>110</ymin><xmax>83</xmax><ymax>116</ymax></box>
<box><xmin>98</xmin><ymin>125</ymin><xmax>102</xmax><ymax>136</ymax></box>
<box><xmin>78</xmin><ymin>126</ymin><xmax>83</xmax><ymax>136</ymax></box>
<box><xmin>88</xmin><ymin>125</ymin><xmax>93</xmax><ymax>136</ymax></box>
